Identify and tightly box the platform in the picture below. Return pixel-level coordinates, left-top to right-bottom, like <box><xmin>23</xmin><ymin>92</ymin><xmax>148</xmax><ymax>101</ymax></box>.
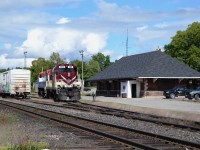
<box><xmin>81</xmin><ymin>96</ymin><xmax>200</xmax><ymax>122</ymax></box>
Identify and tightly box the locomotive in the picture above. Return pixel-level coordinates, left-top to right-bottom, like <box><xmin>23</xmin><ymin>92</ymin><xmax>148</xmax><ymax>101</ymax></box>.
<box><xmin>38</xmin><ymin>64</ymin><xmax>81</xmax><ymax>101</ymax></box>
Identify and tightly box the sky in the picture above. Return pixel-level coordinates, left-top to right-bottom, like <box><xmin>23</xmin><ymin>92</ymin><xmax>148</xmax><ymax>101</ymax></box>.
<box><xmin>0</xmin><ymin>0</ymin><xmax>200</xmax><ymax>69</ymax></box>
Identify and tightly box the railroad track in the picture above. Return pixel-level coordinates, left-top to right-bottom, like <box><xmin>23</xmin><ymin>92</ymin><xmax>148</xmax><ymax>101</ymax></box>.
<box><xmin>0</xmin><ymin>99</ymin><xmax>199</xmax><ymax>150</ymax></box>
<box><xmin>24</xmin><ymin>97</ymin><xmax>200</xmax><ymax>132</ymax></box>
<box><xmin>0</xmin><ymin>99</ymin><xmax>133</xmax><ymax>150</ymax></box>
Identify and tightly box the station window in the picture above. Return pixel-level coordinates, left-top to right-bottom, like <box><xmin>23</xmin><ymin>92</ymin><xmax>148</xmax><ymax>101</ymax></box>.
<box><xmin>123</xmin><ymin>85</ymin><xmax>126</xmax><ymax>90</ymax></box>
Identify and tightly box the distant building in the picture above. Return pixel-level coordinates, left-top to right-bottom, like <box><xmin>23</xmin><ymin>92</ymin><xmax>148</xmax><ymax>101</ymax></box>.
<box><xmin>88</xmin><ymin>51</ymin><xmax>200</xmax><ymax>98</ymax></box>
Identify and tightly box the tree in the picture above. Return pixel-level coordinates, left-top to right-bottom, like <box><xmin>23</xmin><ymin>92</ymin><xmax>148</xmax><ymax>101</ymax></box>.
<box><xmin>70</xmin><ymin>59</ymin><xmax>82</xmax><ymax>75</ymax></box>
<box><xmin>30</xmin><ymin>58</ymin><xmax>50</xmax><ymax>84</ymax></box>
<box><xmin>70</xmin><ymin>59</ymin><xmax>101</xmax><ymax>80</ymax></box>
<box><xmin>0</xmin><ymin>69</ymin><xmax>7</xmax><ymax>73</ymax></box>
<box><xmin>91</xmin><ymin>53</ymin><xmax>112</xmax><ymax>71</ymax></box>
<box><xmin>164</xmin><ymin>22</ymin><xmax>200</xmax><ymax>71</ymax></box>
<box><xmin>30</xmin><ymin>52</ymin><xmax>66</xmax><ymax>84</ymax></box>
<box><xmin>70</xmin><ymin>59</ymin><xmax>88</xmax><ymax>79</ymax></box>
<box><xmin>48</xmin><ymin>52</ymin><xmax>66</xmax><ymax>68</ymax></box>
<box><xmin>84</xmin><ymin>60</ymin><xmax>101</xmax><ymax>79</ymax></box>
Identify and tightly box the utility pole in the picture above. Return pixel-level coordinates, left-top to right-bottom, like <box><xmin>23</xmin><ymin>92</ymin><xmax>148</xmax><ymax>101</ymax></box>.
<box><xmin>79</xmin><ymin>50</ymin><xmax>84</xmax><ymax>91</ymax></box>
<box><xmin>24</xmin><ymin>51</ymin><xmax>27</xmax><ymax>68</ymax></box>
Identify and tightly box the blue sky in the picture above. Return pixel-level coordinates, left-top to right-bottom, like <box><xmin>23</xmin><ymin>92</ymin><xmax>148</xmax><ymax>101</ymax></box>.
<box><xmin>0</xmin><ymin>0</ymin><xmax>199</xmax><ymax>68</ymax></box>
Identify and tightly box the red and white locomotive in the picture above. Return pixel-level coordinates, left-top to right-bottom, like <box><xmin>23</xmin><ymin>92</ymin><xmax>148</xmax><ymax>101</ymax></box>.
<box><xmin>38</xmin><ymin>63</ymin><xmax>81</xmax><ymax>101</ymax></box>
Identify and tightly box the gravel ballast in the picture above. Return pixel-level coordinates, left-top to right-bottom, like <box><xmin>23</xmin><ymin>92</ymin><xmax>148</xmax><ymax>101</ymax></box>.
<box><xmin>0</xmin><ymin>105</ymin><xmax>105</xmax><ymax>149</ymax></box>
<box><xmin>4</xmin><ymin>98</ymin><xmax>200</xmax><ymax>144</ymax></box>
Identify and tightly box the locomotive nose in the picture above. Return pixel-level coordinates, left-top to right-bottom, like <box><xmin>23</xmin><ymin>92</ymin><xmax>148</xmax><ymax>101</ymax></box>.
<box><xmin>62</xmin><ymin>72</ymin><xmax>70</xmax><ymax>77</ymax></box>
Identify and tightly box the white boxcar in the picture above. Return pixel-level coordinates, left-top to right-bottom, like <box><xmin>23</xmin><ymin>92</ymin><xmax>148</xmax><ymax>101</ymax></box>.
<box><xmin>0</xmin><ymin>69</ymin><xmax>31</xmax><ymax>98</ymax></box>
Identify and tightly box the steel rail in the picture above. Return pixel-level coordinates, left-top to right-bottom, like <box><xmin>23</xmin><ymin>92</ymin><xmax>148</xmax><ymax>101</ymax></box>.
<box><xmin>24</xmin><ymin>98</ymin><xmax>200</xmax><ymax>132</ymax></box>
<box><xmin>0</xmin><ymin>100</ymin><xmax>199</xmax><ymax>150</ymax></box>
<box><xmin>0</xmin><ymin>100</ymin><xmax>133</xmax><ymax>150</ymax></box>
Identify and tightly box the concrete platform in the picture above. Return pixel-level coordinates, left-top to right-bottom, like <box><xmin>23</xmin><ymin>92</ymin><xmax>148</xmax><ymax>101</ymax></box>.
<box><xmin>80</xmin><ymin>96</ymin><xmax>200</xmax><ymax>122</ymax></box>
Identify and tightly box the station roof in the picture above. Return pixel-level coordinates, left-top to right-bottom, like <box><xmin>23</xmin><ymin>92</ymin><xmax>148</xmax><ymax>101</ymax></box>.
<box><xmin>88</xmin><ymin>51</ymin><xmax>200</xmax><ymax>81</ymax></box>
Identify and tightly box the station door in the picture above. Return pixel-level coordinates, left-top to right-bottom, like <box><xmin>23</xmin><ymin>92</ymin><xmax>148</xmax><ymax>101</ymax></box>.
<box><xmin>131</xmin><ymin>84</ymin><xmax>136</xmax><ymax>98</ymax></box>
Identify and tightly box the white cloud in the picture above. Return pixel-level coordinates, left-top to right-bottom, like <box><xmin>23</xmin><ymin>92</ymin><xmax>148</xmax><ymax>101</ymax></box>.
<box><xmin>16</xmin><ymin>27</ymin><xmax>108</xmax><ymax>58</ymax></box>
<box><xmin>96</xmin><ymin>0</ymin><xmax>159</xmax><ymax>23</ymax></box>
<box><xmin>0</xmin><ymin>0</ymin><xmax>82</xmax><ymax>10</ymax></box>
<box><xmin>0</xmin><ymin>54</ymin><xmax>35</xmax><ymax>68</ymax></box>
<box><xmin>96</xmin><ymin>0</ymin><xmax>134</xmax><ymax>22</ymax></box>
<box><xmin>0</xmin><ymin>54</ymin><xmax>8</xmax><ymax>68</ymax></box>
<box><xmin>0</xmin><ymin>0</ymin><xmax>200</xmax><ymax>65</ymax></box>
<box><xmin>136</xmin><ymin>25</ymin><xmax>148</xmax><ymax>31</ymax></box>
<box><xmin>135</xmin><ymin>29</ymin><xmax>168</xmax><ymax>43</ymax></box>
<box><xmin>101</xmin><ymin>50</ymin><xmax>113</xmax><ymax>56</ymax></box>
<box><xmin>154</xmin><ymin>22</ymin><xmax>168</xmax><ymax>28</ymax></box>
<box><xmin>56</xmin><ymin>17</ymin><xmax>71</xmax><ymax>24</ymax></box>
<box><xmin>81</xmin><ymin>33</ymin><xmax>107</xmax><ymax>53</ymax></box>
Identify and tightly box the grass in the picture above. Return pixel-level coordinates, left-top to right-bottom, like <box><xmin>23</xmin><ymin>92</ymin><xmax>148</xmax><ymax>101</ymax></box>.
<box><xmin>0</xmin><ymin>141</ymin><xmax>48</xmax><ymax>150</ymax></box>
<box><xmin>0</xmin><ymin>114</ymin><xmax>17</xmax><ymax>125</ymax></box>
<box><xmin>0</xmin><ymin>110</ymin><xmax>49</xmax><ymax>150</ymax></box>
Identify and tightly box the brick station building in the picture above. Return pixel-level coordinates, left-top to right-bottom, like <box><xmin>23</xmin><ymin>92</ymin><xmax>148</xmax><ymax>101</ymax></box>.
<box><xmin>88</xmin><ymin>51</ymin><xmax>200</xmax><ymax>98</ymax></box>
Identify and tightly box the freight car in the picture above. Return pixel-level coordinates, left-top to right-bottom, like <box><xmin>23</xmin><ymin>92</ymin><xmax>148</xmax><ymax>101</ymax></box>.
<box><xmin>0</xmin><ymin>69</ymin><xmax>31</xmax><ymax>98</ymax></box>
<box><xmin>38</xmin><ymin>64</ymin><xmax>81</xmax><ymax>101</ymax></box>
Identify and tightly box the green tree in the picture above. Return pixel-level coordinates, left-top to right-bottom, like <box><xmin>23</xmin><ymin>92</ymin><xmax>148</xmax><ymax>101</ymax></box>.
<box><xmin>0</xmin><ymin>69</ymin><xmax>7</xmax><ymax>73</ymax></box>
<box><xmin>70</xmin><ymin>59</ymin><xmax>82</xmax><ymax>75</ymax></box>
<box><xmin>48</xmin><ymin>52</ymin><xmax>66</xmax><ymax>68</ymax></box>
<box><xmin>70</xmin><ymin>59</ymin><xmax>101</xmax><ymax>80</ymax></box>
<box><xmin>70</xmin><ymin>59</ymin><xmax>88</xmax><ymax>79</ymax></box>
<box><xmin>84</xmin><ymin>60</ymin><xmax>101</xmax><ymax>79</ymax></box>
<box><xmin>91</xmin><ymin>53</ymin><xmax>112</xmax><ymax>71</ymax></box>
<box><xmin>30</xmin><ymin>58</ymin><xmax>50</xmax><ymax>84</ymax></box>
<box><xmin>164</xmin><ymin>22</ymin><xmax>200</xmax><ymax>71</ymax></box>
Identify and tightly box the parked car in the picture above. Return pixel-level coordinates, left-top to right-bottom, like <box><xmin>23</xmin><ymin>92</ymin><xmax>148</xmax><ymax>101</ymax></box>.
<box><xmin>163</xmin><ymin>86</ymin><xmax>189</xmax><ymax>99</ymax></box>
<box><xmin>185</xmin><ymin>86</ymin><xmax>200</xmax><ymax>100</ymax></box>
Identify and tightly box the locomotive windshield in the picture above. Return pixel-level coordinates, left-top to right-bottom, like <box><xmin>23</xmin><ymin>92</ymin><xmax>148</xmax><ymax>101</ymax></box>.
<box><xmin>60</xmin><ymin>68</ymin><xmax>73</xmax><ymax>73</ymax></box>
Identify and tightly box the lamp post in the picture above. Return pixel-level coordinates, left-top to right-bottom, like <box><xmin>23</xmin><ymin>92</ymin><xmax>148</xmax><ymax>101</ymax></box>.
<box><xmin>79</xmin><ymin>50</ymin><xmax>84</xmax><ymax>91</ymax></box>
<box><xmin>24</xmin><ymin>51</ymin><xmax>27</xmax><ymax>68</ymax></box>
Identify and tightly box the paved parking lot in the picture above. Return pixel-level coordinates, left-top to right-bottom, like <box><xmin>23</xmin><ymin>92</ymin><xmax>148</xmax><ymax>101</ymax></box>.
<box><xmin>81</xmin><ymin>96</ymin><xmax>200</xmax><ymax>122</ymax></box>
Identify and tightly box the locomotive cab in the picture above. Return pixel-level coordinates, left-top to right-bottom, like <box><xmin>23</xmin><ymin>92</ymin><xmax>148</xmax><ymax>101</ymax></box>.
<box><xmin>52</xmin><ymin>64</ymin><xmax>81</xmax><ymax>89</ymax></box>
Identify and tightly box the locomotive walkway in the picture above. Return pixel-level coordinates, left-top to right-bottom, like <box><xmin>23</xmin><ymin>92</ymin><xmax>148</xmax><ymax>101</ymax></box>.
<box><xmin>81</xmin><ymin>96</ymin><xmax>200</xmax><ymax>122</ymax></box>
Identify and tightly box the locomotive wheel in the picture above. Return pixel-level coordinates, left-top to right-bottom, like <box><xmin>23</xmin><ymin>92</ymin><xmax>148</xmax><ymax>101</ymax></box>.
<box><xmin>46</xmin><ymin>91</ymin><xmax>50</xmax><ymax>98</ymax></box>
<box><xmin>2</xmin><ymin>94</ymin><xmax>6</xmax><ymax>98</ymax></box>
<box><xmin>54</xmin><ymin>94</ymin><xmax>60</xmax><ymax>102</ymax></box>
